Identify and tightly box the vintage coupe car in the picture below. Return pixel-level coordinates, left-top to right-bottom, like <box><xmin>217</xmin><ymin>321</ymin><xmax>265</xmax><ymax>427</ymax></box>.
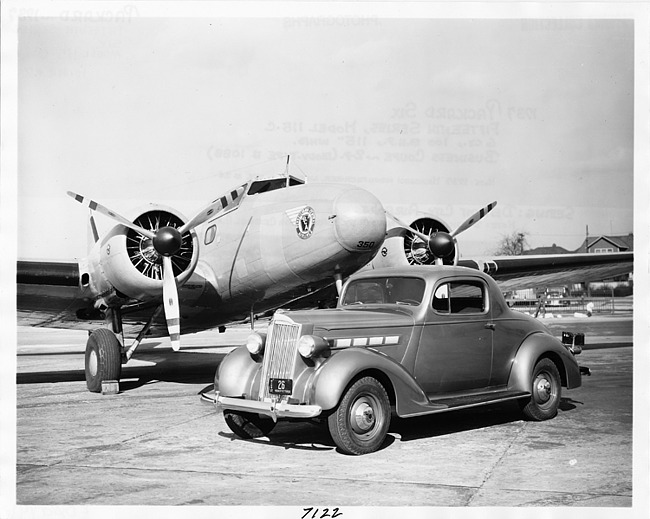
<box><xmin>214</xmin><ymin>266</ymin><xmax>587</xmax><ymax>455</ymax></box>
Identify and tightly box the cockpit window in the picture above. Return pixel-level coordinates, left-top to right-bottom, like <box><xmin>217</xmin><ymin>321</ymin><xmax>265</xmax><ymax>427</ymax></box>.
<box><xmin>247</xmin><ymin>176</ymin><xmax>304</xmax><ymax>196</ymax></box>
<box><xmin>341</xmin><ymin>277</ymin><xmax>425</xmax><ymax>306</ymax></box>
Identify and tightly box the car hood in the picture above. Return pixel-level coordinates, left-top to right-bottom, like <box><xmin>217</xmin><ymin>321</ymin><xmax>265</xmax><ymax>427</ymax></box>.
<box><xmin>276</xmin><ymin>306</ymin><xmax>416</xmax><ymax>334</ymax></box>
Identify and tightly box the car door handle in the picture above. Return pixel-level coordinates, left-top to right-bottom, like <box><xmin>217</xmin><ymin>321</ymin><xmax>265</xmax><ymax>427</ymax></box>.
<box><xmin>485</xmin><ymin>322</ymin><xmax>496</xmax><ymax>330</ymax></box>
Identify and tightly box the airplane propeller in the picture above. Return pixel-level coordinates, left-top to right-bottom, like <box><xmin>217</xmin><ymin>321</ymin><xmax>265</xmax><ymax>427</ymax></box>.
<box><xmin>67</xmin><ymin>192</ymin><xmax>156</xmax><ymax>240</ymax></box>
<box><xmin>162</xmin><ymin>256</ymin><xmax>181</xmax><ymax>351</ymax></box>
<box><xmin>67</xmin><ymin>191</ymin><xmax>236</xmax><ymax>351</ymax></box>
<box><xmin>387</xmin><ymin>201</ymin><xmax>497</xmax><ymax>265</ymax></box>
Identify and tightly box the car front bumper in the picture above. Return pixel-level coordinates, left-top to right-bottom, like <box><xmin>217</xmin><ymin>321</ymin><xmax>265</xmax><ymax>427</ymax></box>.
<box><xmin>214</xmin><ymin>392</ymin><xmax>323</xmax><ymax>422</ymax></box>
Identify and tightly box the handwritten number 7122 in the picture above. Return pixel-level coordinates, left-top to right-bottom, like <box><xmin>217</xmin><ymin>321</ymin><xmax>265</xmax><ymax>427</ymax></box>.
<box><xmin>301</xmin><ymin>507</ymin><xmax>343</xmax><ymax>519</ymax></box>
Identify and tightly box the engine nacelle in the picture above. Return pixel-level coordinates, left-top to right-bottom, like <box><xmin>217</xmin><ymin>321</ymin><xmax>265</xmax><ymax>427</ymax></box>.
<box><xmin>80</xmin><ymin>205</ymin><xmax>199</xmax><ymax>307</ymax></box>
<box><xmin>369</xmin><ymin>216</ymin><xmax>458</xmax><ymax>269</ymax></box>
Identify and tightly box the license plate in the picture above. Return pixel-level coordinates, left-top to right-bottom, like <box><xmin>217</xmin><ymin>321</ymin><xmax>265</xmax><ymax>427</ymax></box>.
<box><xmin>269</xmin><ymin>378</ymin><xmax>293</xmax><ymax>395</ymax></box>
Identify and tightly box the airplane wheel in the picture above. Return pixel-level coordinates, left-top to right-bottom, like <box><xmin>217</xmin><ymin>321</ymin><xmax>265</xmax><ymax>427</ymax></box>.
<box><xmin>85</xmin><ymin>328</ymin><xmax>122</xmax><ymax>393</ymax></box>
<box><xmin>327</xmin><ymin>376</ymin><xmax>391</xmax><ymax>455</ymax></box>
<box><xmin>223</xmin><ymin>410</ymin><xmax>276</xmax><ymax>439</ymax></box>
<box><xmin>521</xmin><ymin>358</ymin><xmax>561</xmax><ymax>421</ymax></box>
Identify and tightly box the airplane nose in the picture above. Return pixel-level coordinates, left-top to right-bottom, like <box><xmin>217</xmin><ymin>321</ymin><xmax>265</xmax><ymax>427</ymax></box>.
<box><xmin>333</xmin><ymin>188</ymin><xmax>386</xmax><ymax>252</ymax></box>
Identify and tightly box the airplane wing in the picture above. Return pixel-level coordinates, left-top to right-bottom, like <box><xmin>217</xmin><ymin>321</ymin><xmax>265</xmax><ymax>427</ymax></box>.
<box><xmin>457</xmin><ymin>252</ymin><xmax>633</xmax><ymax>292</ymax></box>
<box><xmin>17</xmin><ymin>260</ymin><xmax>88</xmax><ymax>328</ymax></box>
<box><xmin>17</xmin><ymin>259</ymin><xmax>167</xmax><ymax>336</ymax></box>
<box><xmin>18</xmin><ymin>251</ymin><xmax>632</xmax><ymax>329</ymax></box>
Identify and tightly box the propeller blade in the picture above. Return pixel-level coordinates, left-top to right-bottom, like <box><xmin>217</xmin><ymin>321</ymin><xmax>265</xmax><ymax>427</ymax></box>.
<box><xmin>178</xmin><ymin>185</ymin><xmax>247</xmax><ymax>234</ymax></box>
<box><xmin>178</xmin><ymin>199</ymin><xmax>227</xmax><ymax>235</ymax></box>
<box><xmin>162</xmin><ymin>256</ymin><xmax>181</xmax><ymax>351</ymax></box>
<box><xmin>385</xmin><ymin>211</ymin><xmax>431</xmax><ymax>243</ymax></box>
<box><xmin>451</xmin><ymin>201</ymin><xmax>497</xmax><ymax>237</ymax></box>
<box><xmin>67</xmin><ymin>191</ymin><xmax>155</xmax><ymax>239</ymax></box>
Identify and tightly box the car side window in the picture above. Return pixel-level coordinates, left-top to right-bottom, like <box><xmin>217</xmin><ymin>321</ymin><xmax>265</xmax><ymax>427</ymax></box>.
<box><xmin>433</xmin><ymin>281</ymin><xmax>486</xmax><ymax>314</ymax></box>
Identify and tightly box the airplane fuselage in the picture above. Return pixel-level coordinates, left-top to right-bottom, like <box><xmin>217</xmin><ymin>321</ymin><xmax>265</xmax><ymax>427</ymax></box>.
<box><xmin>83</xmin><ymin>179</ymin><xmax>387</xmax><ymax>332</ymax></box>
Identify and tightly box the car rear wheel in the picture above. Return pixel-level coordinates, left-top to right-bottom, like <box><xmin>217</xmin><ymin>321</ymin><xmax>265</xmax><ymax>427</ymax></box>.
<box><xmin>328</xmin><ymin>376</ymin><xmax>391</xmax><ymax>455</ymax></box>
<box><xmin>522</xmin><ymin>358</ymin><xmax>562</xmax><ymax>421</ymax></box>
<box><xmin>223</xmin><ymin>410</ymin><xmax>276</xmax><ymax>439</ymax></box>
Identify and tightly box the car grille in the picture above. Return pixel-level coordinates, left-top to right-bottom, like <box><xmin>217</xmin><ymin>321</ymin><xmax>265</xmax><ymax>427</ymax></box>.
<box><xmin>258</xmin><ymin>317</ymin><xmax>301</xmax><ymax>400</ymax></box>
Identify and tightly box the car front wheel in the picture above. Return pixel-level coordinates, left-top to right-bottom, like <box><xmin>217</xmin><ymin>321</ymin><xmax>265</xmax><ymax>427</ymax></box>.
<box><xmin>522</xmin><ymin>358</ymin><xmax>562</xmax><ymax>421</ymax></box>
<box><xmin>328</xmin><ymin>376</ymin><xmax>391</xmax><ymax>455</ymax></box>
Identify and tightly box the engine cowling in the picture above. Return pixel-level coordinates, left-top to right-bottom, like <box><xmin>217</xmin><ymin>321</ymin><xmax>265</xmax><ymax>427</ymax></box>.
<box><xmin>370</xmin><ymin>216</ymin><xmax>458</xmax><ymax>269</ymax></box>
<box><xmin>82</xmin><ymin>205</ymin><xmax>200</xmax><ymax>305</ymax></box>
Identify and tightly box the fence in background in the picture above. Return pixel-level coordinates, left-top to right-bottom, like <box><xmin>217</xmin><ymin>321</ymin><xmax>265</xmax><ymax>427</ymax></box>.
<box><xmin>506</xmin><ymin>297</ymin><xmax>633</xmax><ymax>316</ymax></box>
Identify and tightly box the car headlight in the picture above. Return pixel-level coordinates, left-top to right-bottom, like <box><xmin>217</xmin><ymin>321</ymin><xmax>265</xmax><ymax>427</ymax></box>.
<box><xmin>246</xmin><ymin>332</ymin><xmax>266</xmax><ymax>355</ymax></box>
<box><xmin>298</xmin><ymin>335</ymin><xmax>330</xmax><ymax>359</ymax></box>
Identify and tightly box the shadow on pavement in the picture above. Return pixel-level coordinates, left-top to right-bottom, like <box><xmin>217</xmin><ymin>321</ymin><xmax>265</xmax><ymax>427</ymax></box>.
<box><xmin>17</xmin><ymin>351</ymin><xmax>227</xmax><ymax>390</ymax></box>
<box><xmin>390</xmin><ymin>397</ymin><xmax>579</xmax><ymax>442</ymax></box>
<box><xmin>209</xmin><ymin>396</ymin><xmax>582</xmax><ymax>453</ymax></box>
<box><xmin>217</xmin><ymin>420</ymin><xmax>338</xmax><ymax>452</ymax></box>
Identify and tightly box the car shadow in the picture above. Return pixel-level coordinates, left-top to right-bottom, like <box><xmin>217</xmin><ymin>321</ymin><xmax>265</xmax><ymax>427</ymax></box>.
<box><xmin>390</xmin><ymin>398</ymin><xmax>579</xmax><ymax>442</ymax></box>
<box><xmin>389</xmin><ymin>401</ymin><xmax>521</xmax><ymax>441</ymax></box>
<box><xmin>217</xmin><ymin>421</ymin><xmax>337</xmax><ymax>452</ymax></box>
<box><xmin>218</xmin><ymin>420</ymin><xmax>397</xmax><ymax>455</ymax></box>
<box><xmin>559</xmin><ymin>397</ymin><xmax>583</xmax><ymax>412</ymax></box>
<box><xmin>214</xmin><ymin>398</ymin><xmax>579</xmax><ymax>453</ymax></box>
<box><xmin>16</xmin><ymin>350</ymin><xmax>227</xmax><ymax>391</ymax></box>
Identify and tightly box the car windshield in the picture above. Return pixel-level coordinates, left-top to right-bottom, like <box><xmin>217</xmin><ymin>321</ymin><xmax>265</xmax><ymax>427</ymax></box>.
<box><xmin>341</xmin><ymin>277</ymin><xmax>426</xmax><ymax>306</ymax></box>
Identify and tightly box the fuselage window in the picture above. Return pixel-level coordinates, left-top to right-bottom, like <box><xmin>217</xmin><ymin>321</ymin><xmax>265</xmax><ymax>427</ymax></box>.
<box><xmin>205</xmin><ymin>224</ymin><xmax>217</xmax><ymax>245</ymax></box>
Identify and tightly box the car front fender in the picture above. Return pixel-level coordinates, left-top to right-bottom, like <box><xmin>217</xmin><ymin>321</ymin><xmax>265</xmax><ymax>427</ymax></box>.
<box><xmin>309</xmin><ymin>347</ymin><xmax>432</xmax><ymax>416</ymax></box>
<box><xmin>216</xmin><ymin>346</ymin><xmax>261</xmax><ymax>398</ymax></box>
<box><xmin>508</xmin><ymin>332</ymin><xmax>582</xmax><ymax>392</ymax></box>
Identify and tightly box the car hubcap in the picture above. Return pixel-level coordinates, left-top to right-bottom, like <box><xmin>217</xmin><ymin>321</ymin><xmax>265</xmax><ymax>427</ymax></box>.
<box><xmin>534</xmin><ymin>375</ymin><xmax>552</xmax><ymax>404</ymax></box>
<box><xmin>351</xmin><ymin>397</ymin><xmax>376</xmax><ymax>434</ymax></box>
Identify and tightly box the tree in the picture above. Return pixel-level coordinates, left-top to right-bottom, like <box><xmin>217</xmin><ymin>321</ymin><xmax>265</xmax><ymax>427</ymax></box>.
<box><xmin>493</xmin><ymin>231</ymin><xmax>529</xmax><ymax>256</ymax></box>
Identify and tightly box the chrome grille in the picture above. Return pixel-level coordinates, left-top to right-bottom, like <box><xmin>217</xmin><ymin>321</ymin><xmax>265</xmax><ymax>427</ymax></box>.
<box><xmin>259</xmin><ymin>317</ymin><xmax>301</xmax><ymax>400</ymax></box>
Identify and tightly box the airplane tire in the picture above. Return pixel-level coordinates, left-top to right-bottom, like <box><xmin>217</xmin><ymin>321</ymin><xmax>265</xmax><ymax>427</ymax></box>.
<box><xmin>223</xmin><ymin>410</ymin><xmax>276</xmax><ymax>439</ymax></box>
<box><xmin>521</xmin><ymin>358</ymin><xmax>562</xmax><ymax>421</ymax></box>
<box><xmin>327</xmin><ymin>376</ymin><xmax>391</xmax><ymax>455</ymax></box>
<box><xmin>85</xmin><ymin>328</ymin><xmax>122</xmax><ymax>393</ymax></box>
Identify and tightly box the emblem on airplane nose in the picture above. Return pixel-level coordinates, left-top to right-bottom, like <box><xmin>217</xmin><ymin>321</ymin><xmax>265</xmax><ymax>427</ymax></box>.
<box><xmin>296</xmin><ymin>206</ymin><xmax>316</xmax><ymax>239</ymax></box>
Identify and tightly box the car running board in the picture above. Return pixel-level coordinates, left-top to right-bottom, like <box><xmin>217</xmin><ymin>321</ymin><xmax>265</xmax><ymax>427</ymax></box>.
<box><xmin>431</xmin><ymin>389</ymin><xmax>531</xmax><ymax>408</ymax></box>
<box><xmin>421</xmin><ymin>390</ymin><xmax>531</xmax><ymax>413</ymax></box>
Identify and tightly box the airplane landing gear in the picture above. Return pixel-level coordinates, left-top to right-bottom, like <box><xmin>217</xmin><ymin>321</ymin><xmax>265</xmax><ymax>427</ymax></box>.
<box><xmin>85</xmin><ymin>328</ymin><xmax>122</xmax><ymax>393</ymax></box>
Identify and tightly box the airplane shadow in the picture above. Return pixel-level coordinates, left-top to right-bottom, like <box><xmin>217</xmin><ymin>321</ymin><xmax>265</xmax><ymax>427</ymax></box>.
<box><xmin>16</xmin><ymin>350</ymin><xmax>227</xmax><ymax>391</ymax></box>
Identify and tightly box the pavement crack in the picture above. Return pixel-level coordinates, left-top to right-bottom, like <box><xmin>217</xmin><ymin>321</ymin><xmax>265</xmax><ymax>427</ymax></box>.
<box><xmin>465</xmin><ymin>421</ymin><xmax>528</xmax><ymax>505</ymax></box>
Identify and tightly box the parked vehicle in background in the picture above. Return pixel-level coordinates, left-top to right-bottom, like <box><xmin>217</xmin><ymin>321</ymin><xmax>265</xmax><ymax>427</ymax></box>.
<box><xmin>214</xmin><ymin>266</ymin><xmax>588</xmax><ymax>455</ymax></box>
<box><xmin>545</xmin><ymin>288</ymin><xmax>571</xmax><ymax>307</ymax></box>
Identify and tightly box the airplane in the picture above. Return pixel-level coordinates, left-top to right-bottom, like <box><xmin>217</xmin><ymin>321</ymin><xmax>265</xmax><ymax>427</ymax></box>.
<box><xmin>17</xmin><ymin>168</ymin><xmax>633</xmax><ymax>393</ymax></box>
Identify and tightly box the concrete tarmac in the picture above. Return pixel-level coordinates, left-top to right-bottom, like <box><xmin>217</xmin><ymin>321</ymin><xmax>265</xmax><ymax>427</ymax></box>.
<box><xmin>11</xmin><ymin>316</ymin><xmax>639</xmax><ymax>515</ymax></box>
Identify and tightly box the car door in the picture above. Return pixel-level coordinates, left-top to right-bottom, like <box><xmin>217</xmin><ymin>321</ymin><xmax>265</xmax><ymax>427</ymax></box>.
<box><xmin>414</xmin><ymin>278</ymin><xmax>493</xmax><ymax>395</ymax></box>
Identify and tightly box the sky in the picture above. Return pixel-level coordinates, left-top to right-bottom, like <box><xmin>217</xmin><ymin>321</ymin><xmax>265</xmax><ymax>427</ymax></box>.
<box><xmin>9</xmin><ymin>9</ymin><xmax>639</xmax><ymax>262</ymax></box>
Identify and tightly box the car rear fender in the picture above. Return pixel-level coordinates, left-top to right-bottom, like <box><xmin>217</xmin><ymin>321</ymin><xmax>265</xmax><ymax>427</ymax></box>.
<box><xmin>216</xmin><ymin>346</ymin><xmax>261</xmax><ymax>398</ymax></box>
<box><xmin>310</xmin><ymin>347</ymin><xmax>431</xmax><ymax>415</ymax></box>
<box><xmin>507</xmin><ymin>331</ymin><xmax>582</xmax><ymax>392</ymax></box>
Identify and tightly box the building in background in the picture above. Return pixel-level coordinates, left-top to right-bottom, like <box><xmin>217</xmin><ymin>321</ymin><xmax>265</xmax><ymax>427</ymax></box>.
<box><xmin>574</xmin><ymin>233</ymin><xmax>634</xmax><ymax>254</ymax></box>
